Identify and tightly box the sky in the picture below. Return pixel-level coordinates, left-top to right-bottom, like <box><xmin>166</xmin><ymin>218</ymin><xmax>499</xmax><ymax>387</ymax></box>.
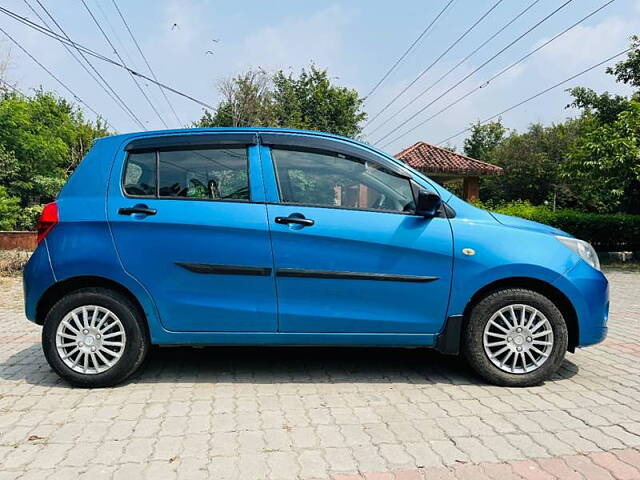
<box><xmin>1</xmin><ymin>0</ymin><xmax>639</xmax><ymax>154</ymax></box>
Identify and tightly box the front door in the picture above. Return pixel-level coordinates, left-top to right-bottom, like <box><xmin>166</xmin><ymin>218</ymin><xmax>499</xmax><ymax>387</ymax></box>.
<box><xmin>108</xmin><ymin>134</ymin><xmax>277</xmax><ymax>332</ymax></box>
<box><xmin>263</xmin><ymin>143</ymin><xmax>454</xmax><ymax>334</ymax></box>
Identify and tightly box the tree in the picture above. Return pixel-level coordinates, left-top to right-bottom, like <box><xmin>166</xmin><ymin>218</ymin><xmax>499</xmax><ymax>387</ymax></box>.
<box><xmin>195</xmin><ymin>65</ymin><xmax>366</xmax><ymax>138</ymax></box>
<box><xmin>271</xmin><ymin>65</ymin><xmax>366</xmax><ymax>137</ymax></box>
<box><xmin>477</xmin><ymin>121</ymin><xmax>583</xmax><ymax>206</ymax></box>
<box><xmin>562</xmin><ymin>35</ymin><xmax>640</xmax><ymax>213</ymax></box>
<box><xmin>0</xmin><ymin>90</ymin><xmax>109</xmax><ymax>207</ymax></box>
<box><xmin>463</xmin><ymin>120</ymin><xmax>506</xmax><ymax>163</ymax></box>
<box><xmin>564</xmin><ymin>102</ymin><xmax>640</xmax><ymax>213</ymax></box>
<box><xmin>194</xmin><ymin>70</ymin><xmax>273</xmax><ymax>128</ymax></box>
<box><xmin>606</xmin><ymin>35</ymin><xmax>640</xmax><ymax>89</ymax></box>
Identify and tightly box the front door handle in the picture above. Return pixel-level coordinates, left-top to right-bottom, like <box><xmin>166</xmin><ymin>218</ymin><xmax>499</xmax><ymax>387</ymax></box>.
<box><xmin>118</xmin><ymin>206</ymin><xmax>157</xmax><ymax>216</ymax></box>
<box><xmin>275</xmin><ymin>215</ymin><xmax>314</xmax><ymax>227</ymax></box>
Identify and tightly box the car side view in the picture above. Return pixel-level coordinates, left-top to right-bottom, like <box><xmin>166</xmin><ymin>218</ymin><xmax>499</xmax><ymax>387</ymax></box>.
<box><xmin>23</xmin><ymin>128</ymin><xmax>609</xmax><ymax>388</ymax></box>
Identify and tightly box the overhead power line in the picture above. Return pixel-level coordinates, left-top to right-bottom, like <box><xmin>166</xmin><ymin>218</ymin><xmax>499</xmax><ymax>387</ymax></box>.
<box><xmin>26</xmin><ymin>0</ymin><xmax>138</xmax><ymax>130</ymax></box>
<box><xmin>373</xmin><ymin>0</ymin><xmax>575</xmax><ymax>146</ymax></box>
<box><xmin>79</xmin><ymin>0</ymin><xmax>167</xmax><ymax>128</ymax></box>
<box><xmin>434</xmin><ymin>48</ymin><xmax>632</xmax><ymax>147</ymax></box>
<box><xmin>366</xmin><ymin>0</ymin><xmax>543</xmax><ymax>137</ymax></box>
<box><xmin>0</xmin><ymin>6</ymin><xmax>216</xmax><ymax>111</ymax></box>
<box><xmin>0</xmin><ymin>78</ymin><xmax>26</xmax><ymax>96</ymax></box>
<box><xmin>111</xmin><ymin>0</ymin><xmax>182</xmax><ymax>126</ymax></box>
<box><xmin>0</xmin><ymin>25</ymin><xmax>115</xmax><ymax>129</ymax></box>
<box><xmin>377</xmin><ymin>0</ymin><xmax>615</xmax><ymax>149</ymax></box>
<box><xmin>364</xmin><ymin>0</ymin><xmax>504</xmax><ymax>129</ymax></box>
<box><xmin>363</xmin><ymin>0</ymin><xmax>456</xmax><ymax>103</ymax></box>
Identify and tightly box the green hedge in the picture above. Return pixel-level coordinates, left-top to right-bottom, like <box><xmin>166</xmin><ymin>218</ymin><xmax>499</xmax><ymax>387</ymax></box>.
<box><xmin>482</xmin><ymin>201</ymin><xmax>640</xmax><ymax>252</ymax></box>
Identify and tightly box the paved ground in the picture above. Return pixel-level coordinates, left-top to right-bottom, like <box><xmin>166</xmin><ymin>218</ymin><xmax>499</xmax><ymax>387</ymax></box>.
<box><xmin>0</xmin><ymin>271</ymin><xmax>639</xmax><ymax>479</ymax></box>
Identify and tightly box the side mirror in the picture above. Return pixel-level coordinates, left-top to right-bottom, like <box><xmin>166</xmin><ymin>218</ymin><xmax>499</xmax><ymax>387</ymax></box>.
<box><xmin>415</xmin><ymin>190</ymin><xmax>442</xmax><ymax>218</ymax></box>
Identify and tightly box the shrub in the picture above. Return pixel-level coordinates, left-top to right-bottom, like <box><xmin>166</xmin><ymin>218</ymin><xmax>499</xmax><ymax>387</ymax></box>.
<box><xmin>0</xmin><ymin>186</ymin><xmax>20</xmax><ymax>230</ymax></box>
<box><xmin>15</xmin><ymin>205</ymin><xmax>44</xmax><ymax>231</ymax></box>
<box><xmin>478</xmin><ymin>201</ymin><xmax>640</xmax><ymax>251</ymax></box>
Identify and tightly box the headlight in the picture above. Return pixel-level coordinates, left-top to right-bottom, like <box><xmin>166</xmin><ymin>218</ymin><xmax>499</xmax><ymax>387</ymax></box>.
<box><xmin>555</xmin><ymin>236</ymin><xmax>600</xmax><ymax>271</ymax></box>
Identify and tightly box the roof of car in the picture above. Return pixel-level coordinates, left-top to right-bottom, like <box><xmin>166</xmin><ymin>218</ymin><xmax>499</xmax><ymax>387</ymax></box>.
<box><xmin>103</xmin><ymin>127</ymin><xmax>356</xmax><ymax>144</ymax></box>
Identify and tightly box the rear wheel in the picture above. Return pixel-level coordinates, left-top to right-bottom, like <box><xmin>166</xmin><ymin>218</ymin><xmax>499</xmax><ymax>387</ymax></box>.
<box><xmin>463</xmin><ymin>288</ymin><xmax>568</xmax><ymax>387</ymax></box>
<box><xmin>42</xmin><ymin>288</ymin><xmax>149</xmax><ymax>387</ymax></box>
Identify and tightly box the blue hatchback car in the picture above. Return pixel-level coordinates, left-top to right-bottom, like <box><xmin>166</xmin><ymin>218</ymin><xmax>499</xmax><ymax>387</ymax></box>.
<box><xmin>23</xmin><ymin>128</ymin><xmax>608</xmax><ymax>387</ymax></box>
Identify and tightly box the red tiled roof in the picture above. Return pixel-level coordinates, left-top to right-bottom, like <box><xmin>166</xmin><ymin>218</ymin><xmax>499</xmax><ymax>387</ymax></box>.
<box><xmin>395</xmin><ymin>141</ymin><xmax>503</xmax><ymax>176</ymax></box>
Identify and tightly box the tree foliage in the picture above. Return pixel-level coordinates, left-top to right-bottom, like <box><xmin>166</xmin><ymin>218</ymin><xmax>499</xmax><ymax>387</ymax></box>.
<box><xmin>463</xmin><ymin>120</ymin><xmax>506</xmax><ymax>163</ymax></box>
<box><xmin>195</xmin><ymin>65</ymin><xmax>366</xmax><ymax>138</ymax></box>
<box><xmin>0</xmin><ymin>90</ymin><xmax>109</xmax><ymax>229</ymax></box>
<box><xmin>561</xmin><ymin>36</ymin><xmax>640</xmax><ymax>213</ymax></box>
<box><xmin>460</xmin><ymin>36</ymin><xmax>640</xmax><ymax>214</ymax></box>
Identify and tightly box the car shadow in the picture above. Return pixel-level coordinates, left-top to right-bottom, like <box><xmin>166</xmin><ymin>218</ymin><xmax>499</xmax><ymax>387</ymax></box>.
<box><xmin>0</xmin><ymin>343</ymin><xmax>579</xmax><ymax>388</ymax></box>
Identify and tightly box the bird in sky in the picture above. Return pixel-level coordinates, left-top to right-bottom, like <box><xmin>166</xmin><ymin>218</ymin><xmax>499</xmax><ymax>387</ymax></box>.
<box><xmin>171</xmin><ymin>23</ymin><xmax>179</xmax><ymax>30</ymax></box>
<box><xmin>205</xmin><ymin>50</ymin><xmax>214</xmax><ymax>55</ymax></box>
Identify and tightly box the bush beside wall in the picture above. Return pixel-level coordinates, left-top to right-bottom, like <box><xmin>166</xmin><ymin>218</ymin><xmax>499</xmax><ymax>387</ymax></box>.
<box><xmin>483</xmin><ymin>201</ymin><xmax>640</xmax><ymax>252</ymax></box>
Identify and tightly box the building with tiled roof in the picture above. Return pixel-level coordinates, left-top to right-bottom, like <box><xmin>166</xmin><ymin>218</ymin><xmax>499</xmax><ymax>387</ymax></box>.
<box><xmin>395</xmin><ymin>141</ymin><xmax>503</xmax><ymax>201</ymax></box>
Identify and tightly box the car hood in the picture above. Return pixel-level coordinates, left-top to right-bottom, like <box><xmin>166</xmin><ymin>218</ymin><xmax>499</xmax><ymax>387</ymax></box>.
<box><xmin>489</xmin><ymin>211</ymin><xmax>571</xmax><ymax>237</ymax></box>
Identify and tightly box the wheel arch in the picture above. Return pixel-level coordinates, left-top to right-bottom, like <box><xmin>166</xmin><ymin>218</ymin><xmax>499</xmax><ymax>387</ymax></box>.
<box><xmin>36</xmin><ymin>276</ymin><xmax>149</xmax><ymax>335</ymax></box>
<box><xmin>462</xmin><ymin>277</ymin><xmax>579</xmax><ymax>352</ymax></box>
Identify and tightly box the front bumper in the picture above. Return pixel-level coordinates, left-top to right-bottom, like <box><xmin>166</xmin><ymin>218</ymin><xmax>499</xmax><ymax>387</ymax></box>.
<box><xmin>553</xmin><ymin>260</ymin><xmax>609</xmax><ymax>347</ymax></box>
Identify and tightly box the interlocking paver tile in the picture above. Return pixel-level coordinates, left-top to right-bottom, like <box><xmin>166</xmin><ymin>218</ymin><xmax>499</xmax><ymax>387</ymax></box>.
<box><xmin>0</xmin><ymin>271</ymin><xmax>638</xmax><ymax>479</ymax></box>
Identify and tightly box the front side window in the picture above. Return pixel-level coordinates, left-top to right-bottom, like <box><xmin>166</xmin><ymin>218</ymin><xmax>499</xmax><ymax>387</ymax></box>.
<box><xmin>159</xmin><ymin>148</ymin><xmax>249</xmax><ymax>200</ymax></box>
<box><xmin>271</xmin><ymin>148</ymin><xmax>415</xmax><ymax>213</ymax></box>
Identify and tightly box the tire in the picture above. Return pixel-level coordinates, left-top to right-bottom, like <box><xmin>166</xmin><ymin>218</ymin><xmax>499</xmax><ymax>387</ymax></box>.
<box><xmin>462</xmin><ymin>288</ymin><xmax>568</xmax><ymax>387</ymax></box>
<box><xmin>42</xmin><ymin>287</ymin><xmax>149</xmax><ymax>388</ymax></box>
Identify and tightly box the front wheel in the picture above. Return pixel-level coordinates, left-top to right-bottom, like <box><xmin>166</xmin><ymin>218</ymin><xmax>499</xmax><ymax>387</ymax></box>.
<box><xmin>42</xmin><ymin>288</ymin><xmax>149</xmax><ymax>388</ymax></box>
<box><xmin>463</xmin><ymin>288</ymin><xmax>568</xmax><ymax>387</ymax></box>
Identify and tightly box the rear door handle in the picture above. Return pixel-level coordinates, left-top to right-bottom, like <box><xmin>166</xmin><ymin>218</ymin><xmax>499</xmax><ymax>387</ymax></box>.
<box><xmin>118</xmin><ymin>206</ymin><xmax>157</xmax><ymax>216</ymax></box>
<box><xmin>275</xmin><ymin>215</ymin><xmax>314</xmax><ymax>227</ymax></box>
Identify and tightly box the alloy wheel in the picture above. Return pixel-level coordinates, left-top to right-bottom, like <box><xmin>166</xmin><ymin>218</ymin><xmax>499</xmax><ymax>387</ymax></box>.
<box><xmin>55</xmin><ymin>305</ymin><xmax>126</xmax><ymax>374</ymax></box>
<box><xmin>482</xmin><ymin>304</ymin><xmax>554</xmax><ymax>374</ymax></box>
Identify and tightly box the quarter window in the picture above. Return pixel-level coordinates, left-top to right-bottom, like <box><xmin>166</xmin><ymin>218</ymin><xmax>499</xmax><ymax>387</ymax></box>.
<box><xmin>123</xmin><ymin>152</ymin><xmax>156</xmax><ymax>197</ymax></box>
<box><xmin>271</xmin><ymin>148</ymin><xmax>415</xmax><ymax>213</ymax></box>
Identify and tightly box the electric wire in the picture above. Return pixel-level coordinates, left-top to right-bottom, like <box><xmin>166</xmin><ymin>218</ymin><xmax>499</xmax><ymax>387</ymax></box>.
<box><xmin>29</xmin><ymin>0</ymin><xmax>144</xmax><ymax>129</ymax></box>
<box><xmin>377</xmin><ymin>0</ymin><xmax>615</xmax><ymax>149</ymax></box>
<box><xmin>433</xmin><ymin>47</ymin><xmax>632</xmax><ymax>147</ymax></box>
<box><xmin>363</xmin><ymin>0</ymin><xmax>456</xmax><ymax>103</ymax></box>
<box><xmin>111</xmin><ymin>0</ymin><xmax>182</xmax><ymax>126</ymax></box>
<box><xmin>366</xmin><ymin>0</ymin><xmax>543</xmax><ymax>137</ymax></box>
<box><xmin>0</xmin><ymin>78</ymin><xmax>25</xmax><ymax>96</ymax></box>
<box><xmin>0</xmin><ymin>6</ymin><xmax>217</xmax><ymax>111</ymax></box>
<box><xmin>80</xmin><ymin>0</ymin><xmax>168</xmax><ymax>128</ymax></box>
<box><xmin>372</xmin><ymin>0</ymin><xmax>575</xmax><ymax>146</ymax></box>
<box><xmin>0</xmin><ymin>25</ymin><xmax>115</xmax><ymax>129</ymax></box>
<box><xmin>24</xmin><ymin>0</ymin><xmax>134</xmax><ymax>130</ymax></box>
<box><xmin>364</xmin><ymin>0</ymin><xmax>504</xmax><ymax>129</ymax></box>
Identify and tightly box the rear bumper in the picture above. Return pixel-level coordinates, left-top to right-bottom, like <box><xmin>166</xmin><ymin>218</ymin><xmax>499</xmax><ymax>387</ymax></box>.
<box><xmin>553</xmin><ymin>260</ymin><xmax>609</xmax><ymax>348</ymax></box>
<box><xmin>23</xmin><ymin>241</ymin><xmax>56</xmax><ymax>323</ymax></box>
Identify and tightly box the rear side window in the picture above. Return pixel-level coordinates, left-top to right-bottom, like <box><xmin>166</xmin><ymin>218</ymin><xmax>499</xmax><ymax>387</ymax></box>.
<box><xmin>122</xmin><ymin>147</ymin><xmax>249</xmax><ymax>201</ymax></box>
<box><xmin>159</xmin><ymin>148</ymin><xmax>249</xmax><ymax>200</ymax></box>
<box><xmin>124</xmin><ymin>152</ymin><xmax>156</xmax><ymax>197</ymax></box>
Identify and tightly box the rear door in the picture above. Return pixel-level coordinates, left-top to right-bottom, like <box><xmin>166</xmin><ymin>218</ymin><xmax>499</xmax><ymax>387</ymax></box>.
<box><xmin>260</xmin><ymin>133</ymin><xmax>454</xmax><ymax>334</ymax></box>
<box><xmin>107</xmin><ymin>133</ymin><xmax>277</xmax><ymax>332</ymax></box>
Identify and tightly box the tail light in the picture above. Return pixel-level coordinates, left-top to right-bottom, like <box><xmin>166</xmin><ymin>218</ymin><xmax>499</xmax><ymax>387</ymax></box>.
<box><xmin>37</xmin><ymin>202</ymin><xmax>59</xmax><ymax>244</ymax></box>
